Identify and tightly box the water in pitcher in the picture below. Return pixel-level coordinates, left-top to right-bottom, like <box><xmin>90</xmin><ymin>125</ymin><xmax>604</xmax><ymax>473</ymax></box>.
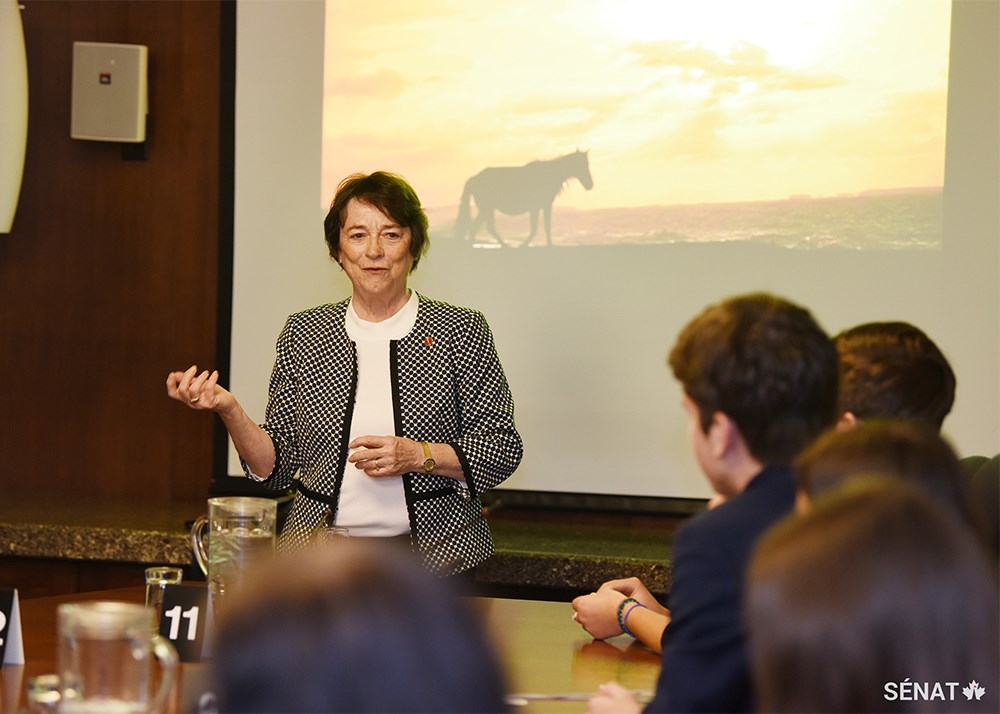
<box><xmin>208</xmin><ymin>526</ymin><xmax>274</xmax><ymax>614</ymax></box>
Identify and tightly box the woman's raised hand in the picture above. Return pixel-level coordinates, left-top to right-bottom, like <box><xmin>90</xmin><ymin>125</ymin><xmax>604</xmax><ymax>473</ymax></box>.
<box><xmin>166</xmin><ymin>365</ymin><xmax>236</xmax><ymax>415</ymax></box>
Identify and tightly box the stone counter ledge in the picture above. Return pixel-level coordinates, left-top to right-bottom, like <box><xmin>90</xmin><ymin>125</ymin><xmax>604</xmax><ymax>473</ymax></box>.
<box><xmin>0</xmin><ymin>523</ymin><xmax>192</xmax><ymax>565</ymax></box>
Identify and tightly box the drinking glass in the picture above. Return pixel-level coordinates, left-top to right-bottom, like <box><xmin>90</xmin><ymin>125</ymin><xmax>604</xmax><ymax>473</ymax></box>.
<box><xmin>25</xmin><ymin>674</ymin><xmax>61</xmax><ymax>712</ymax></box>
<box><xmin>315</xmin><ymin>525</ymin><xmax>350</xmax><ymax>543</ymax></box>
<box><xmin>144</xmin><ymin>566</ymin><xmax>183</xmax><ymax>631</ymax></box>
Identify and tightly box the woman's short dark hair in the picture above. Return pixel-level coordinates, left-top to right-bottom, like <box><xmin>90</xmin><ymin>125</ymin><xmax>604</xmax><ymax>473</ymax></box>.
<box><xmin>323</xmin><ymin>171</ymin><xmax>430</xmax><ymax>271</ymax></box>
<box><xmin>668</xmin><ymin>292</ymin><xmax>839</xmax><ymax>465</ymax></box>
<box><xmin>212</xmin><ymin>539</ymin><xmax>509</xmax><ymax>713</ymax></box>
<box><xmin>747</xmin><ymin>479</ymin><xmax>999</xmax><ymax>713</ymax></box>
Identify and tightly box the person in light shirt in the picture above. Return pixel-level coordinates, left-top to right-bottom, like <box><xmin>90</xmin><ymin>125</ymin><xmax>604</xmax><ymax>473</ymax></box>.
<box><xmin>167</xmin><ymin>171</ymin><xmax>523</xmax><ymax>575</ymax></box>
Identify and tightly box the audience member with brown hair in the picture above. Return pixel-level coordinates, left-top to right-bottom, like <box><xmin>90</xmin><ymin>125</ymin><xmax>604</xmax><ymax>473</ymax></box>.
<box><xmin>747</xmin><ymin>478</ymin><xmax>998</xmax><ymax>713</ymax></box>
<box><xmin>794</xmin><ymin>419</ymin><xmax>974</xmax><ymax>522</ymax></box>
<box><xmin>211</xmin><ymin>538</ymin><xmax>509</xmax><ymax>713</ymax></box>
<box><xmin>827</xmin><ymin>322</ymin><xmax>998</xmax><ymax>556</ymax></box>
<box><xmin>683</xmin><ymin>320</ymin><xmax>957</xmax><ymax>512</ymax></box>
<box><xmin>793</xmin><ymin>420</ymin><xmax>998</xmax><ymax>558</ymax></box>
<box><xmin>834</xmin><ymin>321</ymin><xmax>955</xmax><ymax>430</ymax></box>
<box><xmin>582</xmin><ymin>293</ymin><xmax>839</xmax><ymax>713</ymax></box>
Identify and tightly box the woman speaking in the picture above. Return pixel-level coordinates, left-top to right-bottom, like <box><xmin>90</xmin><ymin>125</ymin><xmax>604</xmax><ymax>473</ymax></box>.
<box><xmin>167</xmin><ymin>172</ymin><xmax>523</xmax><ymax>575</ymax></box>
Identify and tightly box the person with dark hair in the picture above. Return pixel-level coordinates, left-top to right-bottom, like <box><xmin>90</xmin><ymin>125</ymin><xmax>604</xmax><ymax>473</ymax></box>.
<box><xmin>794</xmin><ymin>419</ymin><xmax>976</xmax><ymax>526</ymax></box>
<box><xmin>581</xmin><ymin>293</ymin><xmax>839</xmax><ymax>713</ymax></box>
<box><xmin>167</xmin><ymin>171</ymin><xmax>523</xmax><ymax>575</ymax></box>
<box><xmin>824</xmin><ymin>322</ymin><xmax>999</xmax><ymax>557</ymax></box>
<box><xmin>695</xmin><ymin>319</ymin><xmax>958</xmax><ymax>513</ymax></box>
<box><xmin>212</xmin><ymin>538</ymin><xmax>510</xmax><ymax>713</ymax></box>
<box><xmin>746</xmin><ymin>478</ymin><xmax>998</xmax><ymax>714</ymax></box>
<box><xmin>834</xmin><ymin>321</ymin><xmax>955</xmax><ymax>430</ymax></box>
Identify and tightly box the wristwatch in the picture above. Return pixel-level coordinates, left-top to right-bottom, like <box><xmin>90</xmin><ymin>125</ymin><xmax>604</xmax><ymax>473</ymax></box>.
<box><xmin>420</xmin><ymin>441</ymin><xmax>435</xmax><ymax>474</ymax></box>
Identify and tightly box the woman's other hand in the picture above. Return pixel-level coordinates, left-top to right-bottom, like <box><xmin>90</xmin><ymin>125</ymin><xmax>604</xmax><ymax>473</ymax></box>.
<box><xmin>348</xmin><ymin>436</ymin><xmax>467</xmax><ymax>481</ymax></box>
<box><xmin>347</xmin><ymin>435</ymin><xmax>422</xmax><ymax>477</ymax></box>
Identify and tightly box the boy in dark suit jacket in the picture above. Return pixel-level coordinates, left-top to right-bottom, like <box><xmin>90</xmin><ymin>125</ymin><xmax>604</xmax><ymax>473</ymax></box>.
<box><xmin>585</xmin><ymin>293</ymin><xmax>839</xmax><ymax>713</ymax></box>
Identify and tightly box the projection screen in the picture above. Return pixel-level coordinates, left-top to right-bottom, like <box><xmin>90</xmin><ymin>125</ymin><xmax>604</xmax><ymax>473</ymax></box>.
<box><xmin>229</xmin><ymin>0</ymin><xmax>998</xmax><ymax>501</ymax></box>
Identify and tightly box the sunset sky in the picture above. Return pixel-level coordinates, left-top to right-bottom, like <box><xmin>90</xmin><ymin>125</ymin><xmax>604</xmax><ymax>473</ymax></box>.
<box><xmin>321</xmin><ymin>0</ymin><xmax>951</xmax><ymax>211</ymax></box>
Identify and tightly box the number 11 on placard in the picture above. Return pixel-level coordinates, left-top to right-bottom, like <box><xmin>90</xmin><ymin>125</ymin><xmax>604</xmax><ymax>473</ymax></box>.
<box><xmin>164</xmin><ymin>605</ymin><xmax>200</xmax><ymax>640</ymax></box>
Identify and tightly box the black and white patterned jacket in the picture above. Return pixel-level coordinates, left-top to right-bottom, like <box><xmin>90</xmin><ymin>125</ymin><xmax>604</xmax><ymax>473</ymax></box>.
<box><xmin>244</xmin><ymin>293</ymin><xmax>523</xmax><ymax>574</ymax></box>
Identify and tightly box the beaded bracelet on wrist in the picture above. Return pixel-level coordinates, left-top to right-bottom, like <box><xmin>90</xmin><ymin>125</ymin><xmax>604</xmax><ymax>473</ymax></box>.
<box><xmin>617</xmin><ymin>597</ymin><xmax>638</xmax><ymax>633</ymax></box>
<box><xmin>621</xmin><ymin>601</ymin><xmax>647</xmax><ymax>638</ymax></box>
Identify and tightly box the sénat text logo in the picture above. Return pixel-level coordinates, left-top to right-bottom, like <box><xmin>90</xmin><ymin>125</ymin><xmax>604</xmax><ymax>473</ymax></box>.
<box><xmin>884</xmin><ymin>679</ymin><xmax>987</xmax><ymax>702</ymax></box>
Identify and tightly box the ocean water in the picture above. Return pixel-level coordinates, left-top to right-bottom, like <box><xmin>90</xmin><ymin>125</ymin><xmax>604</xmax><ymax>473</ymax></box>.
<box><xmin>428</xmin><ymin>188</ymin><xmax>942</xmax><ymax>250</ymax></box>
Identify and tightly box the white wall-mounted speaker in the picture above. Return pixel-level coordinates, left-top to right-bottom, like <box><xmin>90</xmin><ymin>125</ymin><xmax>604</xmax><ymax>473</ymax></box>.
<box><xmin>71</xmin><ymin>41</ymin><xmax>148</xmax><ymax>143</ymax></box>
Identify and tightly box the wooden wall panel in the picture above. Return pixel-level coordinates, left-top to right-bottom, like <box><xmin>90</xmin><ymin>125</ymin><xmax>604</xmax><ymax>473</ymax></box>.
<box><xmin>0</xmin><ymin>557</ymin><xmax>149</xmax><ymax>600</ymax></box>
<box><xmin>0</xmin><ymin>1</ymin><xmax>224</xmax><ymax>504</ymax></box>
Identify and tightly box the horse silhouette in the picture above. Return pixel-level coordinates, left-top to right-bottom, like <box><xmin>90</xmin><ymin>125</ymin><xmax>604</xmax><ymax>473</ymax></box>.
<box><xmin>454</xmin><ymin>150</ymin><xmax>593</xmax><ymax>247</ymax></box>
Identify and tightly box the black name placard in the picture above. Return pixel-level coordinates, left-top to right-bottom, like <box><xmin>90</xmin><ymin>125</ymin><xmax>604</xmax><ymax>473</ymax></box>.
<box><xmin>158</xmin><ymin>584</ymin><xmax>212</xmax><ymax>662</ymax></box>
<box><xmin>0</xmin><ymin>588</ymin><xmax>24</xmax><ymax>666</ymax></box>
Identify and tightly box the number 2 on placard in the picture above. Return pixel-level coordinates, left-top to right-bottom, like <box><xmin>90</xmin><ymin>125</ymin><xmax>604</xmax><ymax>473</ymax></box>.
<box><xmin>163</xmin><ymin>604</ymin><xmax>200</xmax><ymax>640</ymax></box>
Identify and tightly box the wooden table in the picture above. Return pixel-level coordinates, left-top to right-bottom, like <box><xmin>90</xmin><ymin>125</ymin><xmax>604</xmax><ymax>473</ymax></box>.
<box><xmin>1</xmin><ymin>587</ymin><xmax>659</xmax><ymax>713</ymax></box>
